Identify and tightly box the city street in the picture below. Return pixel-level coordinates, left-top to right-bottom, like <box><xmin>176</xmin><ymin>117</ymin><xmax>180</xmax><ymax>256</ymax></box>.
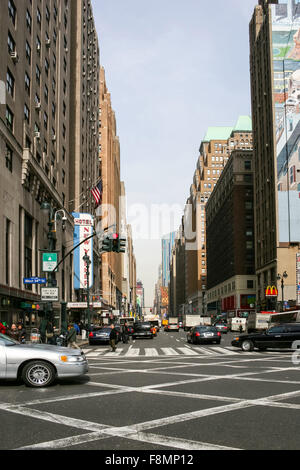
<box><xmin>1</xmin><ymin>329</ymin><xmax>300</xmax><ymax>450</ymax></box>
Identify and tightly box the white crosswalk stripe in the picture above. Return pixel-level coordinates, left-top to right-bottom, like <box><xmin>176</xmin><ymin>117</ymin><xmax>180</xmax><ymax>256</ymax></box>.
<box><xmin>83</xmin><ymin>345</ymin><xmax>289</xmax><ymax>358</ymax></box>
<box><xmin>145</xmin><ymin>348</ymin><xmax>159</xmax><ymax>357</ymax></box>
<box><xmin>125</xmin><ymin>348</ymin><xmax>140</xmax><ymax>356</ymax></box>
<box><xmin>161</xmin><ymin>348</ymin><xmax>180</xmax><ymax>356</ymax></box>
<box><xmin>177</xmin><ymin>347</ymin><xmax>199</xmax><ymax>356</ymax></box>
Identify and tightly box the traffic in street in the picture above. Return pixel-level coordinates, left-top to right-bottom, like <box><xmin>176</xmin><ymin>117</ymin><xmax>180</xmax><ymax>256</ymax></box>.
<box><xmin>1</xmin><ymin>326</ymin><xmax>300</xmax><ymax>450</ymax></box>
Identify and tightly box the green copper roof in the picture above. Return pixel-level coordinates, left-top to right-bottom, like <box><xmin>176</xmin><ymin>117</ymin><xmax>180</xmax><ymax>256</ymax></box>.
<box><xmin>202</xmin><ymin>116</ymin><xmax>252</xmax><ymax>143</ymax></box>
<box><xmin>202</xmin><ymin>127</ymin><xmax>233</xmax><ymax>142</ymax></box>
<box><xmin>233</xmin><ymin>115</ymin><xmax>252</xmax><ymax>132</ymax></box>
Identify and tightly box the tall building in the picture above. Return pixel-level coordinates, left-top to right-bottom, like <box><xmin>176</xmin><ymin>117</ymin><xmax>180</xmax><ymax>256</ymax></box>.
<box><xmin>0</xmin><ymin>0</ymin><xmax>101</xmax><ymax>326</ymax></box>
<box><xmin>184</xmin><ymin>117</ymin><xmax>253</xmax><ymax>315</ymax></box>
<box><xmin>250</xmin><ymin>0</ymin><xmax>300</xmax><ymax>309</ymax></box>
<box><xmin>206</xmin><ymin>150</ymin><xmax>256</xmax><ymax>316</ymax></box>
<box><xmin>98</xmin><ymin>66</ymin><xmax>123</xmax><ymax>311</ymax></box>
<box><xmin>161</xmin><ymin>232</ymin><xmax>176</xmax><ymax>287</ymax></box>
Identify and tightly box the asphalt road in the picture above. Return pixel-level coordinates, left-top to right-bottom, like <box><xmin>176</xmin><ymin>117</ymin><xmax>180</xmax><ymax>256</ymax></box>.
<box><xmin>1</xmin><ymin>329</ymin><xmax>300</xmax><ymax>451</ymax></box>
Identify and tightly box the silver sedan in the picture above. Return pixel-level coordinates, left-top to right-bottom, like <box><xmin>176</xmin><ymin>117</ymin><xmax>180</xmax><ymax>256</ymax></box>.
<box><xmin>0</xmin><ymin>333</ymin><xmax>88</xmax><ymax>388</ymax></box>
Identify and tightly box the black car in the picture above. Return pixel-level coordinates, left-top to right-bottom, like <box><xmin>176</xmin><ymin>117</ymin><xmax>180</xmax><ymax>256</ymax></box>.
<box><xmin>89</xmin><ymin>326</ymin><xmax>120</xmax><ymax>345</ymax></box>
<box><xmin>187</xmin><ymin>326</ymin><xmax>221</xmax><ymax>345</ymax></box>
<box><xmin>231</xmin><ymin>323</ymin><xmax>300</xmax><ymax>352</ymax></box>
<box><xmin>132</xmin><ymin>322</ymin><xmax>154</xmax><ymax>340</ymax></box>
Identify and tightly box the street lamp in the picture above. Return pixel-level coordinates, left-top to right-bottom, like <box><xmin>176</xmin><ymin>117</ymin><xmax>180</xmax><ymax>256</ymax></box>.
<box><xmin>83</xmin><ymin>253</ymin><xmax>92</xmax><ymax>331</ymax></box>
<box><xmin>277</xmin><ymin>271</ymin><xmax>288</xmax><ymax>311</ymax></box>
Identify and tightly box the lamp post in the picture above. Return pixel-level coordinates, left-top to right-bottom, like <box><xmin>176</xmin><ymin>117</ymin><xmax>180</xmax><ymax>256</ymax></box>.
<box><xmin>277</xmin><ymin>271</ymin><xmax>288</xmax><ymax>312</ymax></box>
<box><xmin>83</xmin><ymin>253</ymin><xmax>92</xmax><ymax>332</ymax></box>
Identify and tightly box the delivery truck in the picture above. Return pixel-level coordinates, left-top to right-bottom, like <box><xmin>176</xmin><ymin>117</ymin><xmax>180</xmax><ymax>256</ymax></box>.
<box><xmin>183</xmin><ymin>315</ymin><xmax>201</xmax><ymax>331</ymax></box>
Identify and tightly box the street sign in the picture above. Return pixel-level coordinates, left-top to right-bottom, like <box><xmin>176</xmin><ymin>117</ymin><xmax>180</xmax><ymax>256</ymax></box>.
<box><xmin>41</xmin><ymin>287</ymin><xmax>59</xmax><ymax>302</ymax></box>
<box><xmin>42</xmin><ymin>253</ymin><xmax>58</xmax><ymax>272</ymax></box>
<box><xmin>24</xmin><ymin>277</ymin><xmax>47</xmax><ymax>285</ymax></box>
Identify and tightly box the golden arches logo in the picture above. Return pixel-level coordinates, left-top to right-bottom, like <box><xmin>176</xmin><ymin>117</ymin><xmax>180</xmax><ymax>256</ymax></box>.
<box><xmin>265</xmin><ymin>285</ymin><xmax>278</xmax><ymax>297</ymax></box>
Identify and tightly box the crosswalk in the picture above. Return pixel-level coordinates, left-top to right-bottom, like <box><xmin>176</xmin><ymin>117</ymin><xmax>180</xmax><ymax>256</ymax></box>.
<box><xmin>81</xmin><ymin>345</ymin><xmax>284</xmax><ymax>358</ymax></box>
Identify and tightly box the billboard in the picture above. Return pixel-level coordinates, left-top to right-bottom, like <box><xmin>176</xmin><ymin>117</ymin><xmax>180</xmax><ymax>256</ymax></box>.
<box><xmin>73</xmin><ymin>213</ymin><xmax>94</xmax><ymax>290</ymax></box>
<box><xmin>271</xmin><ymin>0</ymin><xmax>300</xmax><ymax>242</ymax></box>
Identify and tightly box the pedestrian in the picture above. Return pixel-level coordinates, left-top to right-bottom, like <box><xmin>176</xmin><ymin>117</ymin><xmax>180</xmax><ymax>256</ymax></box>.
<box><xmin>67</xmin><ymin>324</ymin><xmax>80</xmax><ymax>349</ymax></box>
<box><xmin>17</xmin><ymin>323</ymin><xmax>26</xmax><ymax>343</ymax></box>
<box><xmin>0</xmin><ymin>322</ymin><xmax>7</xmax><ymax>335</ymax></box>
<box><xmin>122</xmin><ymin>322</ymin><xmax>129</xmax><ymax>344</ymax></box>
<box><xmin>109</xmin><ymin>324</ymin><xmax>118</xmax><ymax>352</ymax></box>
<box><xmin>74</xmin><ymin>322</ymin><xmax>80</xmax><ymax>335</ymax></box>
<box><xmin>8</xmin><ymin>324</ymin><xmax>20</xmax><ymax>342</ymax></box>
<box><xmin>45</xmin><ymin>321</ymin><xmax>55</xmax><ymax>344</ymax></box>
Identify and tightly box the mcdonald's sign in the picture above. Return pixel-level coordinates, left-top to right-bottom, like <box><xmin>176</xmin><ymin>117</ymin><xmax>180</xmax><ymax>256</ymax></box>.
<box><xmin>265</xmin><ymin>286</ymin><xmax>278</xmax><ymax>298</ymax></box>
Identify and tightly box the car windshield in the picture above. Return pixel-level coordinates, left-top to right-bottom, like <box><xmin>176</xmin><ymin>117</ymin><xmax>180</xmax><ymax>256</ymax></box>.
<box><xmin>134</xmin><ymin>322</ymin><xmax>151</xmax><ymax>330</ymax></box>
<box><xmin>0</xmin><ymin>333</ymin><xmax>19</xmax><ymax>346</ymax></box>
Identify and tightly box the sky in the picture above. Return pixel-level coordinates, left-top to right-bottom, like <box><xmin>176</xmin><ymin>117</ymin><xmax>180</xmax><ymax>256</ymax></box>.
<box><xmin>92</xmin><ymin>0</ymin><xmax>258</xmax><ymax>307</ymax></box>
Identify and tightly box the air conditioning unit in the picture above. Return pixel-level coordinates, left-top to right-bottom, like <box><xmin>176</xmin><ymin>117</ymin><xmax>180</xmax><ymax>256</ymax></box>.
<box><xmin>34</xmin><ymin>132</ymin><xmax>41</xmax><ymax>140</ymax></box>
<box><xmin>35</xmin><ymin>102</ymin><xmax>41</xmax><ymax>110</ymax></box>
<box><xmin>45</xmin><ymin>38</ymin><xmax>51</xmax><ymax>47</ymax></box>
<box><xmin>10</xmin><ymin>51</ymin><xmax>19</xmax><ymax>63</ymax></box>
<box><xmin>52</xmin><ymin>134</ymin><xmax>56</xmax><ymax>142</ymax></box>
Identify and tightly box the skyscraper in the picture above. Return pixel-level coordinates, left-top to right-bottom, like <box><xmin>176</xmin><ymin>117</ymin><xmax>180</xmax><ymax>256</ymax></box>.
<box><xmin>250</xmin><ymin>0</ymin><xmax>300</xmax><ymax>308</ymax></box>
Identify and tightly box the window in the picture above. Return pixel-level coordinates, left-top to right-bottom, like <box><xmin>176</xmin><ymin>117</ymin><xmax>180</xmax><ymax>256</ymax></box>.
<box><xmin>5</xmin><ymin>144</ymin><xmax>13</xmax><ymax>172</ymax></box>
<box><xmin>247</xmin><ymin>280</ymin><xmax>254</xmax><ymax>289</ymax></box>
<box><xmin>25</xmin><ymin>72</ymin><xmax>30</xmax><ymax>95</ymax></box>
<box><xmin>7</xmin><ymin>32</ymin><xmax>15</xmax><ymax>54</ymax></box>
<box><xmin>8</xmin><ymin>0</ymin><xmax>16</xmax><ymax>26</ymax></box>
<box><xmin>45</xmin><ymin>58</ymin><xmax>49</xmax><ymax>76</ymax></box>
<box><xmin>24</xmin><ymin>103</ymin><xmax>30</xmax><ymax>123</ymax></box>
<box><xmin>26</xmin><ymin>9</ymin><xmax>32</xmax><ymax>33</ymax></box>
<box><xmin>25</xmin><ymin>41</ymin><xmax>31</xmax><ymax>64</ymax></box>
<box><xmin>6</xmin><ymin>106</ymin><xmax>14</xmax><ymax>131</ymax></box>
<box><xmin>37</xmin><ymin>7</ymin><xmax>41</xmax><ymax>26</ymax></box>
<box><xmin>6</xmin><ymin>69</ymin><xmax>14</xmax><ymax>97</ymax></box>
<box><xmin>5</xmin><ymin>218</ymin><xmax>11</xmax><ymax>285</ymax></box>
<box><xmin>36</xmin><ymin>65</ymin><xmax>41</xmax><ymax>84</ymax></box>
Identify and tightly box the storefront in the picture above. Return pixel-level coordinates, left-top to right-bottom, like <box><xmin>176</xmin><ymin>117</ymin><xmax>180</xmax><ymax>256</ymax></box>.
<box><xmin>0</xmin><ymin>284</ymin><xmax>42</xmax><ymax>328</ymax></box>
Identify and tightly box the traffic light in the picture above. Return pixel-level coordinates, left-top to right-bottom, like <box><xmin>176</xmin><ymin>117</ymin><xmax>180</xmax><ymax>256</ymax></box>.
<box><xmin>112</xmin><ymin>233</ymin><xmax>119</xmax><ymax>252</ymax></box>
<box><xmin>102</xmin><ymin>235</ymin><xmax>112</xmax><ymax>252</ymax></box>
<box><xmin>118</xmin><ymin>236</ymin><xmax>126</xmax><ymax>253</ymax></box>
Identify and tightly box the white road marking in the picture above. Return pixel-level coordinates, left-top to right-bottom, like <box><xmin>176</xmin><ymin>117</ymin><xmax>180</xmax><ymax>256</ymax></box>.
<box><xmin>161</xmin><ymin>348</ymin><xmax>180</xmax><ymax>356</ymax></box>
<box><xmin>145</xmin><ymin>348</ymin><xmax>159</xmax><ymax>356</ymax></box>
<box><xmin>177</xmin><ymin>347</ymin><xmax>199</xmax><ymax>356</ymax></box>
<box><xmin>104</xmin><ymin>349</ymin><xmax>123</xmax><ymax>356</ymax></box>
<box><xmin>125</xmin><ymin>348</ymin><xmax>140</xmax><ymax>356</ymax></box>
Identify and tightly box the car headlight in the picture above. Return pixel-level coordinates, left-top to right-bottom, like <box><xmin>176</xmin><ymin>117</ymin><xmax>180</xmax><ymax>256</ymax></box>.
<box><xmin>60</xmin><ymin>355</ymin><xmax>85</xmax><ymax>363</ymax></box>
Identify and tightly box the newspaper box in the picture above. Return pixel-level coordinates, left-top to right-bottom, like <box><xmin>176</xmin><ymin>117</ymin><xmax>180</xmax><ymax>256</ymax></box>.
<box><xmin>30</xmin><ymin>328</ymin><xmax>40</xmax><ymax>343</ymax></box>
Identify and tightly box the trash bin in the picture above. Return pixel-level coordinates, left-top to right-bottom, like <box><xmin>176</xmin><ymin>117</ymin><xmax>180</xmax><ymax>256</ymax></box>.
<box><xmin>30</xmin><ymin>328</ymin><xmax>41</xmax><ymax>343</ymax></box>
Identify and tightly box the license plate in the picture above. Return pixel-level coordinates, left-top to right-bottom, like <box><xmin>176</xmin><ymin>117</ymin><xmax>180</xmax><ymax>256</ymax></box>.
<box><xmin>204</xmin><ymin>333</ymin><xmax>214</xmax><ymax>337</ymax></box>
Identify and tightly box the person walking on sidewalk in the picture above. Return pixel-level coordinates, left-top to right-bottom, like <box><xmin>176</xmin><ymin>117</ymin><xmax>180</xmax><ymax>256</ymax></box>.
<box><xmin>67</xmin><ymin>324</ymin><xmax>80</xmax><ymax>349</ymax></box>
<box><xmin>109</xmin><ymin>324</ymin><xmax>117</xmax><ymax>352</ymax></box>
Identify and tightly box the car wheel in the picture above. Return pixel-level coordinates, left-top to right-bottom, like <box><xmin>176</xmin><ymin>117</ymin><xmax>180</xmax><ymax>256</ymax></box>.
<box><xmin>21</xmin><ymin>361</ymin><xmax>56</xmax><ymax>388</ymax></box>
<box><xmin>241</xmin><ymin>340</ymin><xmax>254</xmax><ymax>352</ymax></box>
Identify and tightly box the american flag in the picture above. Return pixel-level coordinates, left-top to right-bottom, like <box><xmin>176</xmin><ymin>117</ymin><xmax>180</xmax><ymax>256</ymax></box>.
<box><xmin>91</xmin><ymin>180</ymin><xmax>103</xmax><ymax>207</ymax></box>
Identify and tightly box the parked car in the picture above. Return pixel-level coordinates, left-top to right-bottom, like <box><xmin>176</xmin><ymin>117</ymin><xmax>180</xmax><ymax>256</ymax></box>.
<box><xmin>89</xmin><ymin>326</ymin><xmax>120</xmax><ymax>345</ymax></box>
<box><xmin>132</xmin><ymin>322</ymin><xmax>154</xmax><ymax>340</ymax></box>
<box><xmin>187</xmin><ymin>326</ymin><xmax>221</xmax><ymax>345</ymax></box>
<box><xmin>214</xmin><ymin>322</ymin><xmax>228</xmax><ymax>334</ymax></box>
<box><xmin>231</xmin><ymin>323</ymin><xmax>300</xmax><ymax>352</ymax></box>
<box><xmin>0</xmin><ymin>333</ymin><xmax>88</xmax><ymax>388</ymax></box>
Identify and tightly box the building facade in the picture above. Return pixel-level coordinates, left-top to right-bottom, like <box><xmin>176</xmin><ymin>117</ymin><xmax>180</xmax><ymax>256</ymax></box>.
<box><xmin>250</xmin><ymin>0</ymin><xmax>300</xmax><ymax>309</ymax></box>
<box><xmin>206</xmin><ymin>150</ymin><xmax>256</xmax><ymax>316</ymax></box>
<box><xmin>184</xmin><ymin>117</ymin><xmax>253</xmax><ymax>315</ymax></box>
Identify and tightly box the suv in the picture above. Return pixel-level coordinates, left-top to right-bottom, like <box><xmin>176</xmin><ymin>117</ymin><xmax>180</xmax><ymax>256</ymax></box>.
<box><xmin>231</xmin><ymin>323</ymin><xmax>300</xmax><ymax>351</ymax></box>
<box><xmin>132</xmin><ymin>322</ymin><xmax>154</xmax><ymax>339</ymax></box>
